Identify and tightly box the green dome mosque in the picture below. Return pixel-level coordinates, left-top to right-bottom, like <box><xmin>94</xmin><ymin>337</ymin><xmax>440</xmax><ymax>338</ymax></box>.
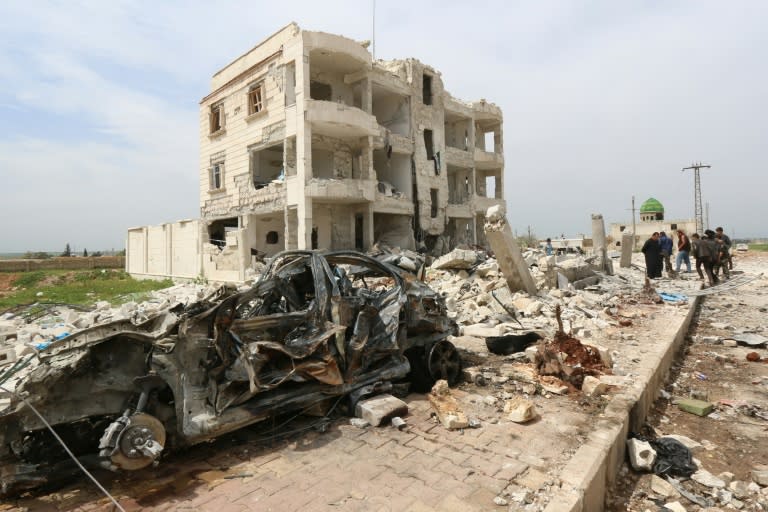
<box><xmin>640</xmin><ymin>197</ymin><xmax>664</xmax><ymax>221</ymax></box>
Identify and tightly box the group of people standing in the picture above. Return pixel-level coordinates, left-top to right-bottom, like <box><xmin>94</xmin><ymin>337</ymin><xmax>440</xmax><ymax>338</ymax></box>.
<box><xmin>641</xmin><ymin>227</ymin><xmax>732</xmax><ymax>286</ymax></box>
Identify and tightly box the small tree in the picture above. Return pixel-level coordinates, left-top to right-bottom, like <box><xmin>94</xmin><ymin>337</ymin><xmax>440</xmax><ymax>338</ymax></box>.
<box><xmin>61</xmin><ymin>243</ymin><xmax>72</xmax><ymax>257</ymax></box>
<box><xmin>83</xmin><ymin>248</ymin><xmax>88</xmax><ymax>257</ymax></box>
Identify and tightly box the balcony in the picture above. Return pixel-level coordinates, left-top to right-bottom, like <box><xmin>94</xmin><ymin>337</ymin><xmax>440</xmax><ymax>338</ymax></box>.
<box><xmin>446</xmin><ymin>203</ymin><xmax>472</xmax><ymax>219</ymax></box>
<box><xmin>306</xmin><ymin>100</ymin><xmax>380</xmax><ymax>138</ymax></box>
<box><xmin>445</xmin><ymin>146</ymin><xmax>473</xmax><ymax>167</ymax></box>
<box><xmin>305</xmin><ymin>178</ymin><xmax>376</xmax><ymax>203</ymax></box>
<box><xmin>474</xmin><ymin>148</ymin><xmax>504</xmax><ymax>170</ymax></box>
<box><xmin>474</xmin><ymin>196</ymin><xmax>505</xmax><ymax>215</ymax></box>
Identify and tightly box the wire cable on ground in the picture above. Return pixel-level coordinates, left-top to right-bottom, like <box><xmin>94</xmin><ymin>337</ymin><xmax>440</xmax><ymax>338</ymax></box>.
<box><xmin>0</xmin><ymin>384</ymin><xmax>126</xmax><ymax>512</ymax></box>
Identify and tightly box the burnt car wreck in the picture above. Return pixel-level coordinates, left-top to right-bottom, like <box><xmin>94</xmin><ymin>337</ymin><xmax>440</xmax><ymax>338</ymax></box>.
<box><xmin>0</xmin><ymin>250</ymin><xmax>459</xmax><ymax>496</ymax></box>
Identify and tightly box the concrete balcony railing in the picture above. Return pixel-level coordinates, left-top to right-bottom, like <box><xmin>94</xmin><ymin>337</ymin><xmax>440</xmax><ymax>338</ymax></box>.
<box><xmin>474</xmin><ymin>148</ymin><xmax>504</xmax><ymax>170</ymax></box>
<box><xmin>305</xmin><ymin>178</ymin><xmax>377</xmax><ymax>203</ymax></box>
<box><xmin>446</xmin><ymin>203</ymin><xmax>472</xmax><ymax>219</ymax></box>
<box><xmin>473</xmin><ymin>196</ymin><xmax>505</xmax><ymax>215</ymax></box>
<box><xmin>306</xmin><ymin>100</ymin><xmax>380</xmax><ymax>138</ymax></box>
<box><xmin>372</xmin><ymin>195</ymin><xmax>414</xmax><ymax>215</ymax></box>
<box><xmin>445</xmin><ymin>146</ymin><xmax>473</xmax><ymax>167</ymax></box>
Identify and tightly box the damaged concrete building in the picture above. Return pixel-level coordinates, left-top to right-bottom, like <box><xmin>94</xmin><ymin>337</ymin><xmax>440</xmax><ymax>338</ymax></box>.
<box><xmin>126</xmin><ymin>23</ymin><xmax>505</xmax><ymax>282</ymax></box>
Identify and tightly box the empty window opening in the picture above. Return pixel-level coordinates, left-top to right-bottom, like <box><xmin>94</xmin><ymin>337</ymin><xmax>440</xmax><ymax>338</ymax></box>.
<box><xmin>485</xmin><ymin>176</ymin><xmax>496</xmax><ymax>199</ymax></box>
<box><xmin>430</xmin><ymin>189</ymin><xmax>439</xmax><ymax>218</ymax></box>
<box><xmin>209</xmin><ymin>102</ymin><xmax>225</xmax><ymax>134</ymax></box>
<box><xmin>265</xmin><ymin>231</ymin><xmax>279</xmax><ymax>244</ymax></box>
<box><xmin>310</xmin><ymin>81</ymin><xmax>332</xmax><ymax>101</ymax></box>
<box><xmin>311</xmin><ymin>227</ymin><xmax>318</xmax><ymax>250</ymax></box>
<box><xmin>354</xmin><ymin>214</ymin><xmax>364</xmax><ymax>250</ymax></box>
<box><xmin>248</xmin><ymin>83</ymin><xmax>265</xmax><ymax>115</ymax></box>
<box><xmin>424</xmin><ymin>129</ymin><xmax>434</xmax><ymax>160</ymax></box>
<box><xmin>484</xmin><ymin>131</ymin><xmax>495</xmax><ymax>153</ymax></box>
<box><xmin>209</xmin><ymin>153</ymin><xmax>225</xmax><ymax>190</ymax></box>
<box><xmin>250</xmin><ymin>143</ymin><xmax>284</xmax><ymax>189</ymax></box>
<box><xmin>208</xmin><ymin>217</ymin><xmax>238</xmax><ymax>248</ymax></box>
<box><xmin>670</xmin><ymin>223</ymin><xmax>678</xmax><ymax>230</ymax></box>
<box><xmin>422</xmin><ymin>74</ymin><xmax>433</xmax><ymax>105</ymax></box>
<box><xmin>619</xmin><ymin>225</ymin><xmax>626</xmax><ymax>232</ymax></box>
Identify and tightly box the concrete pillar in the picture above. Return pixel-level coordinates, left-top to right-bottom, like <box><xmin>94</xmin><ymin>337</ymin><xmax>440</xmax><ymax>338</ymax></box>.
<box><xmin>620</xmin><ymin>232</ymin><xmax>633</xmax><ymax>268</ymax></box>
<box><xmin>591</xmin><ymin>213</ymin><xmax>613</xmax><ymax>275</ymax></box>
<box><xmin>484</xmin><ymin>208</ymin><xmax>537</xmax><ymax>295</ymax></box>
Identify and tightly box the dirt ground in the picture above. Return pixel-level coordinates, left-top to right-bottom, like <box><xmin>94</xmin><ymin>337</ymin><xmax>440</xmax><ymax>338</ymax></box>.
<box><xmin>608</xmin><ymin>251</ymin><xmax>768</xmax><ymax>511</ymax></box>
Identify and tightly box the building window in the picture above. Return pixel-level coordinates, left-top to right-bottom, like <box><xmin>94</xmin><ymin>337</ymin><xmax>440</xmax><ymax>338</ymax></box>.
<box><xmin>209</xmin><ymin>162</ymin><xmax>223</xmax><ymax>190</ymax></box>
<box><xmin>670</xmin><ymin>223</ymin><xmax>678</xmax><ymax>230</ymax></box>
<box><xmin>422</xmin><ymin>73</ymin><xmax>433</xmax><ymax>105</ymax></box>
<box><xmin>209</xmin><ymin>152</ymin><xmax>225</xmax><ymax>191</ymax></box>
<box><xmin>424</xmin><ymin>129</ymin><xmax>434</xmax><ymax>160</ymax></box>
<box><xmin>266</xmin><ymin>231</ymin><xmax>279</xmax><ymax>244</ymax></box>
<box><xmin>248</xmin><ymin>83</ymin><xmax>265</xmax><ymax>115</ymax></box>
<box><xmin>209</xmin><ymin>102</ymin><xmax>225</xmax><ymax>134</ymax></box>
<box><xmin>619</xmin><ymin>225</ymin><xmax>626</xmax><ymax>232</ymax></box>
<box><xmin>430</xmin><ymin>188</ymin><xmax>438</xmax><ymax>218</ymax></box>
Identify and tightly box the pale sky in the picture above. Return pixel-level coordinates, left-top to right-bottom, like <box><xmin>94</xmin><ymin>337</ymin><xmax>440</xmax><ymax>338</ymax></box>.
<box><xmin>1</xmin><ymin>1</ymin><xmax>766</xmax><ymax>252</ymax></box>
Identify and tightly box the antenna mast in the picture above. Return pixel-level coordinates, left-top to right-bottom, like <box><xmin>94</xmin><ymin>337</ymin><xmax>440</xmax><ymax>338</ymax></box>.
<box><xmin>372</xmin><ymin>0</ymin><xmax>376</xmax><ymax>60</ymax></box>
<box><xmin>681</xmin><ymin>162</ymin><xmax>711</xmax><ymax>234</ymax></box>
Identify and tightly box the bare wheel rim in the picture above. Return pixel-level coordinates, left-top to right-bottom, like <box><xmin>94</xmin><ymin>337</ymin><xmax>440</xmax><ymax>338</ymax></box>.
<box><xmin>427</xmin><ymin>340</ymin><xmax>461</xmax><ymax>385</ymax></box>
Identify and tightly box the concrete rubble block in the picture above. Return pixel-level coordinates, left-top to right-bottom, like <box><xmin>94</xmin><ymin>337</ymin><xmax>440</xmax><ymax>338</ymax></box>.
<box><xmin>662</xmin><ymin>501</ymin><xmax>687</xmax><ymax>512</ymax></box>
<box><xmin>0</xmin><ymin>345</ymin><xmax>18</xmax><ymax>367</ymax></box>
<box><xmin>538</xmin><ymin>376</ymin><xmax>569</xmax><ymax>395</ymax></box>
<box><xmin>627</xmin><ymin>438</ymin><xmax>656</xmax><ymax>471</ymax></box>
<box><xmin>485</xmin><ymin>204</ymin><xmax>505</xmax><ymax>223</ymax></box>
<box><xmin>677</xmin><ymin>398</ymin><xmax>715</xmax><ymax>417</ymax></box>
<box><xmin>354</xmin><ymin>394</ymin><xmax>408</xmax><ymax>427</ymax></box>
<box><xmin>483</xmin><ymin>208</ymin><xmax>538</xmax><ymax>295</ymax></box>
<box><xmin>462</xmin><ymin>324</ymin><xmax>502</xmax><ymax>338</ymax></box>
<box><xmin>650</xmin><ymin>474</ymin><xmax>679</xmax><ymax>497</ymax></box>
<box><xmin>476</xmin><ymin>261</ymin><xmax>499</xmax><ymax>277</ymax></box>
<box><xmin>504</xmin><ymin>396</ymin><xmax>537</xmax><ymax>423</ymax></box>
<box><xmin>582</xmin><ymin>376</ymin><xmax>608</xmax><ymax>397</ymax></box>
<box><xmin>751</xmin><ymin>468</ymin><xmax>768</xmax><ymax>487</ymax></box>
<box><xmin>430</xmin><ymin>249</ymin><xmax>478</xmax><ymax>270</ymax></box>
<box><xmin>500</xmin><ymin>363</ymin><xmax>538</xmax><ymax>383</ymax></box>
<box><xmin>728</xmin><ymin>480</ymin><xmax>750</xmax><ymax>499</ymax></box>
<box><xmin>523</xmin><ymin>301</ymin><xmax>544</xmax><ymax>317</ymax></box>
<box><xmin>428</xmin><ymin>380</ymin><xmax>469</xmax><ymax>430</ymax></box>
<box><xmin>524</xmin><ymin>345</ymin><xmax>538</xmax><ymax>363</ymax></box>
<box><xmin>462</xmin><ymin>366</ymin><xmax>487</xmax><ymax>386</ymax></box>
<box><xmin>586</xmin><ymin>344</ymin><xmax>613</xmax><ymax>368</ymax></box>
<box><xmin>692</xmin><ymin>469</ymin><xmax>726</xmax><ymax>489</ymax></box>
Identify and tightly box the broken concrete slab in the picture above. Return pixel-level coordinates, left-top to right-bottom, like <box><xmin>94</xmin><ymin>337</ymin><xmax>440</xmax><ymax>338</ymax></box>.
<box><xmin>428</xmin><ymin>380</ymin><xmax>469</xmax><ymax>430</ymax></box>
<box><xmin>677</xmin><ymin>398</ymin><xmax>714</xmax><ymax>417</ymax></box>
<box><xmin>650</xmin><ymin>474</ymin><xmax>680</xmax><ymax>497</ymax></box>
<box><xmin>430</xmin><ymin>249</ymin><xmax>478</xmax><ymax>270</ymax></box>
<box><xmin>582</xmin><ymin>376</ymin><xmax>608</xmax><ymax>397</ymax></box>
<box><xmin>355</xmin><ymin>394</ymin><xmax>409</xmax><ymax>427</ymax></box>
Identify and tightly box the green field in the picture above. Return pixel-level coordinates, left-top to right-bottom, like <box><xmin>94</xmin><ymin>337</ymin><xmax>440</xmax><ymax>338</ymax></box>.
<box><xmin>749</xmin><ymin>243</ymin><xmax>768</xmax><ymax>252</ymax></box>
<box><xmin>0</xmin><ymin>269</ymin><xmax>173</xmax><ymax>311</ymax></box>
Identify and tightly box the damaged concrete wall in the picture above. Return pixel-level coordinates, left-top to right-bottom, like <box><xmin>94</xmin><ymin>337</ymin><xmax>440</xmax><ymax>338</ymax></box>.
<box><xmin>126</xmin><ymin>220</ymin><xmax>201</xmax><ymax>279</ymax></box>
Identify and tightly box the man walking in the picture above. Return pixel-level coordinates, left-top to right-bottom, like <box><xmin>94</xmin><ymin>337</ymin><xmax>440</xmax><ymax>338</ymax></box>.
<box><xmin>659</xmin><ymin>231</ymin><xmax>674</xmax><ymax>276</ymax></box>
<box><xmin>675</xmin><ymin>229</ymin><xmax>692</xmax><ymax>273</ymax></box>
<box><xmin>641</xmin><ymin>232</ymin><xmax>662</xmax><ymax>278</ymax></box>
<box><xmin>698</xmin><ymin>230</ymin><xmax>719</xmax><ymax>287</ymax></box>
<box><xmin>715</xmin><ymin>227</ymin><xmax>733</xmax><ymax>270</ymax></box>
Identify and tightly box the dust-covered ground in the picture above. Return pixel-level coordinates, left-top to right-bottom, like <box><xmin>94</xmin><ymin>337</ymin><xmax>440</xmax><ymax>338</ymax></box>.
<box><xmin>608</xmin><ymin>251</ymin><xmax>768</xmax><ymax>511</ymax></box>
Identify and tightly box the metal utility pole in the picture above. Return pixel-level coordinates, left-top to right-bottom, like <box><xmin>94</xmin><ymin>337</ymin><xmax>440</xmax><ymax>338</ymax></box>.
<box><xmin>681</xmin><ymin>162</ymin><xmax>711</xmax><ymax>234</ymax></box>
<box><xmin>631</xmin><ymin>195</ymin><xmax>637</xmax><ymax>250</ymax></box>
<box><xmin>705</xmin><ymin>202</ymin><xmax>710</xmax><ymax>231</ymax></box>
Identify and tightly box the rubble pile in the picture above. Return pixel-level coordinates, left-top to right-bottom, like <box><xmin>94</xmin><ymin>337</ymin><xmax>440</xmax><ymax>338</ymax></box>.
<box><xmin>0</xmin><ymin>282</ymin><xmax>218</xmax><ymax>366</ymax></box>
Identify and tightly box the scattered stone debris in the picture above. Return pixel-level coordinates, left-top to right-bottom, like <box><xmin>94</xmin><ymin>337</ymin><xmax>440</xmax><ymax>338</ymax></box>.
<box><xmin>504</xmin><ymin>396</ymin><xmax>537</xmax><ymax>423</ymax></box>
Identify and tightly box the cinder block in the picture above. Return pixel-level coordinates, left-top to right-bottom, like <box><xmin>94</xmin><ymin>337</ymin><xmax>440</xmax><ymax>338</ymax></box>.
<box><xmin>677</xmin><ymin>398</ymin><xmax>714</xmax><ymax>417</ymax></box>
<box><xmin>355</xmin><ymin>394</ymin><xmax>408</xmax><ymax>427</ymax></box>
<box><xmin>0</xmin><ymin>346</ymin><xmax>17</xmax><ymax>367</ymax></box>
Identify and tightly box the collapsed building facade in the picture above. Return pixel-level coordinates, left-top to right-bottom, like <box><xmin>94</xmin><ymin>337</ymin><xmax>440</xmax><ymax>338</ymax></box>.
<box><xmin>126</xmin><ymin>23</ymin><xmax>505</xmax><ymax>282</ymax></box>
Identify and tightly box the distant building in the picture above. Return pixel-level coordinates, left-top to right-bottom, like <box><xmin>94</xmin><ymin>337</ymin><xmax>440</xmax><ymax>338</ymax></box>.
<box><xmin>127</xmin><ymin>23</ymin><xmax>505</xmax><ymax>282</ymax></box>
<box><xmin>609</xmin><ymin>197</ymin><xmax>696</xmax><ymax>248</ymax></box>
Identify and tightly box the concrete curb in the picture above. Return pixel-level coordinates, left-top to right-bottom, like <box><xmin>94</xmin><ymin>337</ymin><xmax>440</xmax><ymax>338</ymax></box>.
<box><xmin>544</xmin><ymin>294</ymin><xmax>701</xmax><ymax>512</ymax></box>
